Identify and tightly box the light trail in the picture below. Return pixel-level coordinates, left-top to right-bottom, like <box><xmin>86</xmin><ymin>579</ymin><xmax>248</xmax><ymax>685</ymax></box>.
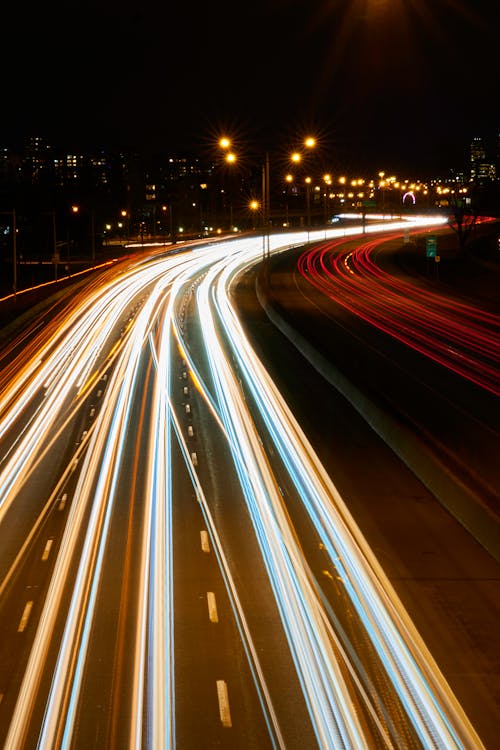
<box><xmin>192</xmin><ymin>235</ymin><xmax>482</xmax><ymax>748</ymax></box>
<box><xmin>297</xmin><ymin>231</ymin><xmax>500</xmax><ymax>396</ymax></box>
<box><xmin>0</xmin><ymin>217</ymin><xmax>484</xmax><ymax>748</ymax></box>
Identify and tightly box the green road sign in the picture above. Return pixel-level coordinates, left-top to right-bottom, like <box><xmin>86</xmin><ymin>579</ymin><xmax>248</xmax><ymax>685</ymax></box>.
<box><xmin>426</xmin><ymin>237</ymin><xmax>437</xmax><ymax>258</ymax></box>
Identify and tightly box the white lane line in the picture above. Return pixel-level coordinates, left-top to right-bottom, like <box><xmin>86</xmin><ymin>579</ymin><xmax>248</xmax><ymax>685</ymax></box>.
<box><xmin>41</xmin><ymin>539</ymin><xmax>53</xmax><ymax>561</ymax></box>
<box><xmin>200</xmin><ymin>530</ymin><xmax>210</xmax><ymax>553</ymax></box>
<box><xmin>58</xmin><ymin>493</ymin><xmax>68</xmax><ymax>511</ymax></box>
<box><xmin>207</xmin><ymin>592</ymin><xmax>219</xmax><ymax>623</ymax></box>
<box><xmin>17</xmin><ymin>601</ymin><xmax>34</xmax><ymax>633</ymax></box>
<box><xmin>216</xmin><ymin>680</ymin><xmax>232</xmax><ymax>728</ymax></box>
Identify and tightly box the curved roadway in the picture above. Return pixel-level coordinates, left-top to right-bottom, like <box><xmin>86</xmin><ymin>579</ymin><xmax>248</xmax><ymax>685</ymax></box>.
<box><xmin>0</xmin><ymin>218</ymin><xmax>497</xmax><ymax>748</ymax></box>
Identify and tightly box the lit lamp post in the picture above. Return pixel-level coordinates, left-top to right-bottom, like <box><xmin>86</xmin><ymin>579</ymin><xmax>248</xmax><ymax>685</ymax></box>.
<box><xmin>120</xmin><ymin>209</ymin><xmax>129</xmax><ymax>242</ymax></box>
<box><xmin>305</xmin><ymin>176</ymin><xmax>312</xmax><ymax>226</ymax></box>
<box><xmin>161</xmin><ymin>204</ymin><xmax>168</xmax><ymax>244</ymax></box>
<box><xmin>68</xmin><ymin>204</ymin><xmax>80</xmax><ymax>274</ymax></box>
<box><xmin>379</xmin><ymin>171</ymin><xmax>386</xmax><ymax>215</ymax></box>
<box><xmin>70</xmin><ymin>204</ymin><xmax>96</xmax><ymax>266</ymax></box>
<box><xmin>288</xmin><ymin>137</ymin><xmax>316</xmax><ymax>229</ymax></box>
<box><xmin>323</xmin><ymin>174</ymin><xmax>332</xmax><ymax>223</ymax></box>
<box><xmin>249</xmin><ymin>199</ymin><xmax>260</xmax><ymax>230</ymax></box>
<box><xmin>262</xmin><ymin>151</ymin><xmax>270</xmax><ymax>259</ymax></box>
<box><xmin>218</xmin><ymin>137</ymin><xmax>237</xmax><ymax>231</ymax></box>
<box><xmin>284</xmin><ymin>173</ymin><xmax>294</xmax><ymax>227</ymax></box>
<box><xmin>261</xmin><ymin>136</ymin><xmax>316</xmax><ymax>256</ymax></box>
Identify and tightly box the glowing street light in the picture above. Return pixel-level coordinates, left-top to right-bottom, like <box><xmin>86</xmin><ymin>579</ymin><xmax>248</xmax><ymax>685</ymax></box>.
<box><xmin>219</xmin><ymin>136</ymin><xmax>236</xmax><ymax>165</ymax></box>
<box><xmin>249</xmin><ymin>199</ymin><xmax>260</xmax><ymax>230</ymax></box>
<box><xmin>288</xmin><ymin>137</ymin><xmax>317</xmax><ymax>227</ymax></box>
<box><xmin>305</xmin><ymin>176</ymin><xmax>312</xmax><ymax>226</ymax></box>
<box><xmin>217</xmin><ymin>137</ymin><xmax>238</xmax><ymax>229</ymax></box>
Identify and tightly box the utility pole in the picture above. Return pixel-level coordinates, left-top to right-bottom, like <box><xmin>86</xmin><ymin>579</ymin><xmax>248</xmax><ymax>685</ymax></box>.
<box><xmin>262</xmin><ymin>151</ymin><xmax>270</xmax><ymax>260</ymax></box>
<box><xmin>0</xmin><ymin>209</ymin><xmax>17</xmax><ymax>293</ymax></box>
<box><xmin>91</xmin><ymin>209</ymin><xmax>96</xmax><ymax>265</ymax></box>
<box><xmin>52</xmin><ymin>209</ymin><xmax>58</xmax><ymax>280</ymax></box>
<box><xmin>12</xmin><ymin>209</ymin><xmax>17</xmax><ymax>293</ymax></box>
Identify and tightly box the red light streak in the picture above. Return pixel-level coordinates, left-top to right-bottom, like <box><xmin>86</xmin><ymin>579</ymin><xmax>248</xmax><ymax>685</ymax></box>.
<box><xmin>298</xmin><ymin>231</ymin><xmax>500</xmax><ymax>396</ymax></box>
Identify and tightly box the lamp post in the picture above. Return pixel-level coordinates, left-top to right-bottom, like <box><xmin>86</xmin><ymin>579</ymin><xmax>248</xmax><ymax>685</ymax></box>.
<box><xmin>288</xmin><ymin>137</ymin><xmax>316</xmax><ymax>229</ymax></box>
<box><xmin>218</xmin><ymin>133</ymin><xmax>317</xmax><ymax>254</ymax></box>
<box><xmin>69</xmin><ymin>204</ymin><xmax>98</xmax><ymax>267</ymax></box>
<box><xmin>52</xmin><ymin>209</ymin><xmax>59</xmax><ymax>280</ymax></box>
<box><xmin>262</xmin><ymin>151</ymin><xmax>270</xmax><ymax>260</ymax></box>
<box><xmin>120</xmin><ymin>209</ymin><xmax>129</xmax><ymax>243</ymax></box>
<box><xmin>91</xmin><ymin>209</ymin><xmax>96</xmax><ymax>264</ymax></box>
<box><xmin>249</xmin><ymin>199</ymin><xmax>260</xmax><ymax>230</ymax></box>
<box><xmin>218</xmin><ymin>137</ymin><xmax>237</xmax><ymax>231</ymax></box>
<box><xmin>323</xmin><ymin>174</ymin><xmax>332</xmax><ymax>223</ymax></box>
<box><xmin>262</xmin><ymin>139</ymin><xmax>315</xmax><ymax>254</ymax></box>
<box><xmin>0</xmin><ymin>209</ymin><xmax>17</xmax><ymax>293</ymax></box>
<box><xmin>305</xmin><ymin>177</ymin><xmax>312</xmax><ymax>226</ymax></box>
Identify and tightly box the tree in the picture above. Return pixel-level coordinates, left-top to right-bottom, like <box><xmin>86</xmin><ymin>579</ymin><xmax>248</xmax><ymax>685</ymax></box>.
<box><xmin>447</xmin><ymin>191</ymin><xmax>479</xmax><ymax>256</ymax></box>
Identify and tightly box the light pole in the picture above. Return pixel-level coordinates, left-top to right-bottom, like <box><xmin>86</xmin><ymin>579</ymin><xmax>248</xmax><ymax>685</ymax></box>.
<box><xmin>288</xmin><ymin>137</ymin><xmax>317</xmax><ymax>228</ymax></box>
<box><xmin>305</xmin><ymin>176</ymin><xmax>312</xmax><ymax>226</ymax></box>
<box><xmin>120</xmin><ymin>209</ymin><xmax>129</xmax><ymax>243</ymax></box>
<box><xmin>91</xmin><ymin>209</ymin><xmax>96</xmax><ymax>264</ymax></box>
<box><xmin>323</xmin><ymin>174</ymin><xmax>332</xmax><ymax>223</ymax></box>
<box><xmin>249</xmin><ymin>199</ymin><xmax>260</xmax><ymax>230</ymax></box>
<box><xmin>218</xmin><ymin>137</ymin><xmax>237</xmax><ymax>231</ymax></box>
<box><xmin>52</xmin><ymin>209</ymin><xmax>59</xmax><ymax>279</ymax></box>
<box><xmin>71</xmin><ymin>204</ymin><xmax>97</xmax><ymax>266</ymax></box>
<box><xmin>262</xmin><ymin>138</ymin><xmax>315</xmax><ymax>253</ymax></box>
<box><xmin>0</xmin><ymin>209</ymin><xmax>17</xmax><ymax>293</ymax></box>
<box><xmin>262</xmin><ymin>151</ymin><xmax>270</xmax><ymax>260</ymax></box>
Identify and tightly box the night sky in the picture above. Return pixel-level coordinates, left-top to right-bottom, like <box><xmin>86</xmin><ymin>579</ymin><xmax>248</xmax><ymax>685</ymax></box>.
<box><xmin>1</xmin><ymin>0</ymin><xmax>498</xmax><ymax>175</ymax></box>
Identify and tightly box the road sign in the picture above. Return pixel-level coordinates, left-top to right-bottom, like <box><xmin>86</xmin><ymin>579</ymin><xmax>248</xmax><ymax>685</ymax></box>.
<box><xmin>426</xmin><ymin>237</ymin><xmax>437</xmax><ymax>258</ymax></box>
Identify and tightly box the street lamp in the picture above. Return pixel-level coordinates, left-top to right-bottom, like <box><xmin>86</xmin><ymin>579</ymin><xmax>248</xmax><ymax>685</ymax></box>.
<box><xmin>69</xmin><ymin>204</ymin><xmax>96</xmax><ymax>265</ymax></box>
<box><xmin>120</xmin><ymin>209</ymin><xmax>130</xmax><ymax>243</ymax></box>
<box><xmin>285</xmin><ymin>137</ymin><xmax>317</xmax><ymax>228</ymax></box>
<box><xmin>323</xmin><ymin>174</ymin><xmax>332</xmax><ymax>223</ymax></box>
<box><xmin>249</xmin><ymin>199</ymin><xmax>260</xmax><ymax>230</ymax></box>
<box><xmin>305</xmin><ymin>176</ymin><xmax>312</xmax><ymax>226</ymax></box>
<box><xmin>217</xmin><ymin>136</ymin><xmax>238</xmax><ymax>230</ymax></box>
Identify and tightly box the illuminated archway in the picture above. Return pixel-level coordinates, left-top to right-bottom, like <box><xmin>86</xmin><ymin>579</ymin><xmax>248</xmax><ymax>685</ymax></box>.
<box><xmin>402</xmin><ymin>191</ymin><xmax>416</xmax><ymax>205</ymax></box>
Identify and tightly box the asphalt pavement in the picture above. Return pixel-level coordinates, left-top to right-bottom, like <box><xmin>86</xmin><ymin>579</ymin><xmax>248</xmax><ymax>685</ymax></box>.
<box><xmin>231</xmin><ymin>223</ymin><xmax>500</xmax><ymax>748</ymax></box>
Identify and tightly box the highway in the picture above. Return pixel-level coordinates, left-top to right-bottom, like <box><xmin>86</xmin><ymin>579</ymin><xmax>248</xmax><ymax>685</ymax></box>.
<box><xmin>0</xmin><ymin>217</ymin><xmax>492</xmax><ymax>748</ymax></box>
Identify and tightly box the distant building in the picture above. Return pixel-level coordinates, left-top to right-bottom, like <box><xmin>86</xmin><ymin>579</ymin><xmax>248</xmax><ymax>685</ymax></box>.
<box><xmin>470</xmin><ymin>135</ymin><xmax>497</xmax><ymax>184</ymax></box>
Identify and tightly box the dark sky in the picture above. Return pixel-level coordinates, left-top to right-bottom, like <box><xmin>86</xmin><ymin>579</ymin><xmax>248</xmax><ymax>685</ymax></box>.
<box><xmin>2</xmin><ymin>0</ymin><xmax>498</xmax><ymax>175</ymax></box>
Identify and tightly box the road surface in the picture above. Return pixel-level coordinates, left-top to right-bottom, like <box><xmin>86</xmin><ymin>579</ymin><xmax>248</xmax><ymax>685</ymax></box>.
<box><xmin>0</xmin><ymin>217</ymin><xmax>494</xmax><ymax>748</ymax></box>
